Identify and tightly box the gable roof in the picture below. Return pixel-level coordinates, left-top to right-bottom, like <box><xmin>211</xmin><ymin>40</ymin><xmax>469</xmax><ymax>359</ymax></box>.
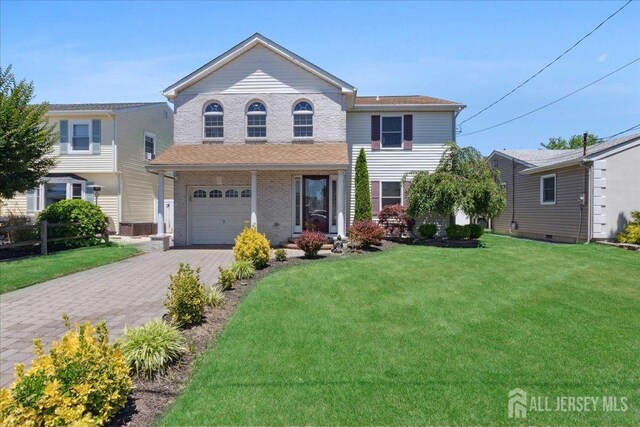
<box><xmin>162</xmin><ymin>33</ymin><xmax>356</xmax><ymax>100</ymax></box>
<box><xmin>489</xmin><ymin>132</ymin><xmax>640</xmax><ymax>174</ymax></box>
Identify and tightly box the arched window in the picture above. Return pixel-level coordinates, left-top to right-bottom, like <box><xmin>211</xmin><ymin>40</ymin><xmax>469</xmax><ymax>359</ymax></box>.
<box><xmin>210</xmin><ymin>189</ymin><xmax>222</xmax><ymax>198</ymax></box>
<box><xmin>293</xmin><ymin>101</ymin><xmax>313</xmax><ymax>137</ymax></box>
<box><xmin>247</xmin><ymin>102</ymin><xmax>266</xmax><ymax>138</ymax></box>
<box><xmin>225</xmin><ymin>189</ymin><xmax>239</xmax><ymax>198</ymax></box>
<box><xmin>193</xmin><ymin>190</ymin><xmax>207</xmax><ymax>198</ymax></box>
<box><xmin>241</xmin><ymin>189</ymin><xmax>251</xmax><ymax>198</ymax></box>
<box><xmin>204</xmin><ymin>102</ymin><xmax>223</xmax><ymax>138</ymax></box>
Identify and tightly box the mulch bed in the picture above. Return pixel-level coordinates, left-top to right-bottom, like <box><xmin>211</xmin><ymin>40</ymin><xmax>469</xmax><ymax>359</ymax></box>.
<box><xmin>108</xmin><ymin>241</ymin><xmax>398</xmax><ymax>427</ymax></box>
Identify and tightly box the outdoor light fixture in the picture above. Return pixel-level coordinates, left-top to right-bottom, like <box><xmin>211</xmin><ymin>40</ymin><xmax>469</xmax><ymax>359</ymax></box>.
<box><xmin>91</xmin><ymin>185</ymin><xmax>102</xmax><ymax>205</ymax></box>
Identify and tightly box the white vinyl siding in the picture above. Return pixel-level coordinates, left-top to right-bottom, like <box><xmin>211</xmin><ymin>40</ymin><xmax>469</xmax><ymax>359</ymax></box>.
<box><xmin>183</xmin><ymin>45</ymin><xmax>340</xmax><ymax>94</ymax></box>
<box><xmin>346</xmin><ymin>111</ymin><xmax>454</xmax><ymax>221</ymax></box>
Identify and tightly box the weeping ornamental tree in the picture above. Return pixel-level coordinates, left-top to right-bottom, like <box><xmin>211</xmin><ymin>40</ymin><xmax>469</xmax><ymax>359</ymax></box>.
<box><xmin>353</xmin><ymin>148</ymin><xmax>372</xmax><ymax>221</ymax></box>
<box><xmin>0</xmin><ymin>65</ymin><xmax>57</xmax><ymax>199</ymax></box>
<box><xmin>406</xmin><ymin>141</ymin><xmax>506</xmax><ymax>224</ymax></box>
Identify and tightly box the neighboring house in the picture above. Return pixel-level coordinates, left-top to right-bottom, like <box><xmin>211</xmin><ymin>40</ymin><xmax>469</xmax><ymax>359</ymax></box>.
<box><xmin>148</xmin><ymin>33</ymin><xmax>465</xmax><ymax>246</ymax></box>
<box><xmin>2</xmin><ymin>103</ymin><xmax>174</xmax><ymax>235</ymax></box>
<box><xmin>488</xmin><ymin>133</ymin><xmax>640</xmax><ymax>243</ymax></box>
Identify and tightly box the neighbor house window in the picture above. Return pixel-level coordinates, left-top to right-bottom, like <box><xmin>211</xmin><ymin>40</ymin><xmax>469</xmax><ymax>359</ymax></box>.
<box><xmin>204</xmin><ymin>102</ymin><xmax>224</xmax><ymax>138</ymax></box>
<box><xmin>72</xmin><ymin>183</ymin><xmax>83</xmax><ymax>199</ymax></box>
<box><xmin>247</xmin><ymin>102</ymin><xmax>266</xmax><ymax>138</ymax></box>
<box><xmin>71</xmin><ymin>121</ymin><xmax>91</xmax><ymax>151</ymax></box>
<box><xmin>381</xmin><ymin>181</ymin><xmax>402</xmax><ymax>208</ymax></box>
<box><xmin>540</xmin><ymin>174</ymin><xmax>556</xmax><ymax>204</ymax></box>
<box><xmin>293</xmin><ymin>101</ymin><xmax>313</xmax><ymax>137</ymax></box>
<box><xmin>144</xmin><ymin>132</ymin><xmax>156</xmax><ymax>160</ymax></box>
<box><xmin>381</xmin><ymin>117</ymin><xmax>402</xmax><ymax>148</ymax></box>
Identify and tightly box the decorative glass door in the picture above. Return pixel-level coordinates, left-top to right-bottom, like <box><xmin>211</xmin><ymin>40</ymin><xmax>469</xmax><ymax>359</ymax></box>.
<box><xmin>303</xmin><ymin>176</ymin><xmax>329</xmax><ymax>232</ymax></box>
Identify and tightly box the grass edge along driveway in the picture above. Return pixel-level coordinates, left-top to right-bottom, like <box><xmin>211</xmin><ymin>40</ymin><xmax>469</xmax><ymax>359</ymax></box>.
<box><xmin>0</xmin><ymin>244</ymin><xmax>141</xmax><ymax>294</ymax></box>
<box><xmin>161</xmin><ymin>235</ymin><xmax>640</xmax><ymax>426</ymax></box>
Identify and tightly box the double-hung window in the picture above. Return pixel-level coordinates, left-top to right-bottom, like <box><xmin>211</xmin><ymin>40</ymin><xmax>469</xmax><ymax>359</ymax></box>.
<box><xmin>247</xmin><ymin>102</ymin><xmax>267</xmax><ymax>138</ymax></box>
<box><xmin>204</xmin><ymin>102</ymin><xmax>224</xmax><ymax>138</ymax></box>
<box><xmin>540</xmin><ymin>174</ymin><xmax>556</xmax><ymax>204</ymax></box>
<box><xmin>381</xmin><ymin>182</ymin><xmax>402</xmax><ymax>208</ymax></box>
<box><xmin>144</xmin><ymin>132</ymin><xmax>156</xmax><ymax>160</ymax></box>
<box><xmin>381</xmin><ymin>117</ymin><xmax>402</xmax><ymax>148</ymax></box>
<box><xmin>293</xmin><ymin>101</ymin><xmax>313</xmax><ymax>137</ymax></box>
<box><xmin>71</xmin><ymin>121</ymin><xmax>91</xmax><ymax>152</ymax></box>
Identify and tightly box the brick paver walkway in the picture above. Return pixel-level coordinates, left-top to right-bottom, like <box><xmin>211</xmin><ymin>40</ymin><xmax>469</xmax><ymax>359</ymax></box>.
<box><xmin>0</xmin><ymin>248</ymin><xmax>235</xmax><ymax>388</ymax></box>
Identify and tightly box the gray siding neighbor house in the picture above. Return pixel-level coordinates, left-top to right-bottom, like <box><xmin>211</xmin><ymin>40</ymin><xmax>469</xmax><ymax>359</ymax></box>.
<box><xmin>488</xmin><ymin>133</ymin><xmax>640</xmax><ymax>243</ymax></box>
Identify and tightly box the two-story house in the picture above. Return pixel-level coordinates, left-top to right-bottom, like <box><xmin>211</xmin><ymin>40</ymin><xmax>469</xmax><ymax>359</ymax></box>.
<box><xmin>148</xmin><ymin>33</ymin><xmax>465</xmax><ymax>245</ymax></box>
<box><xmin>3</xmin><ymin>103</ymin><xmax>174</xmax><ymax>235</ymax></box>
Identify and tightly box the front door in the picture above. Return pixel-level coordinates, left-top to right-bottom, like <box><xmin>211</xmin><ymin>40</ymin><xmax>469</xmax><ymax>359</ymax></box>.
<box><xmin>303</xmin><ymin>176</ymin><xmax>329</xmax><ymax>232</ymax></box>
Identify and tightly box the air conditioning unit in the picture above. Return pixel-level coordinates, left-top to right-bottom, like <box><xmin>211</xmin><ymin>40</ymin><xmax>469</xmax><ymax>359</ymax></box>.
<box><xmin>145</xmin><ymin>152</ymin><xmax>155</xmax><ymax>160</ymax></box>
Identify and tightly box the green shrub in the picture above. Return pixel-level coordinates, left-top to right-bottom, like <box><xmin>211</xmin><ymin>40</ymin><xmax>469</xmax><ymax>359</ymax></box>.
<box><xmin>354</xmin><ymin>148</ymin><xmax>372</xmax><ymax>221</ymax></box>
<box><xmin>1</xmin><ymin>210</ymin><xmax>36</xmax><ymax>244</ymax></box>
<box><xmin>0</xmin><ymin>319</ymin><xmax>131</xmax><ymax>426</ymax></box>
<box><xmin>120</xmin><ymin>319</ymin><xmax>186</xmax><ymax>379</ymax></box>
<box><xmin>274</xmin><ymin>248</ymin><xmax>288</xmax><ymax>262</ymax></box>
<box><xmin>616</xmin><ymin>211</ymin><xmax>640</xmax><ymax>244</ymax></box>
<box><xmin>36</xmin><ymin>199</ymin><xmax>107</xmax><ymax>248</ymax></box>
<box><xmin>233</xmin><ymin>226</ymin><xmax>271</xmax><ymax>269</ymax></box>
<box><xmin>217</xmin><ymin>266</ymin><xmax>236</xmax><ymax>291</ymax></box>
<box><xmin>468</xmin><ymin>223</ymin><xmax>484</xmax><ymax>239</ymax></box>
<box><xmin>164</xmin><ymin>263</ymin><xmax>206</xmax><ymax>327</ymax></box>
<box><xmin>418</xmin><ymin>223</ymin><xmax>438</xmax><ymax>239</ymax></box>
<box><xmin>446</xmin><ymin>224</ymin><xmax>471</xmax><ymax>240</ymax></box>
<box><xmin>230</xmin><ymin>260</ymin><xmax>255</xmax><ymax>280</ymax></box>
<box><xmin>204</xmin><ymin>286</ymin><xmax>225</xmax><ymax>307</ymax></box>
<box><xmin>348</xmin><ymin>220</ymin><xmax>385</xmax><ymax>248</ymax></box>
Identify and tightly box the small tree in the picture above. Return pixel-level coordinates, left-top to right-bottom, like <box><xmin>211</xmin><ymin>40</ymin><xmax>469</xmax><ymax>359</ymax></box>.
<box><xmin>353</xmin><ymin>148</ymin><xmax>372</xmax><ymax>221</ymax></box>
<box><xmin>0</xmin><ymin>65</ymin><xmax>58</xmax><ymax>199</ymax></box>
<box><xmin>540</xmin><ymin>133</ymin><xmax>599</xmax><ymax>150</ymax></box>
<box><xmin>407</xmin><ymin>141</ymin><xmax>506</xmax><ymax>223</ymax></box>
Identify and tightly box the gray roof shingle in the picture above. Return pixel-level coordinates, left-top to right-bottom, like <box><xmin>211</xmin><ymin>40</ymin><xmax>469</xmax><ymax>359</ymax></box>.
<box><xmin>47</xmin><ymin>102</ymin><xmax>165</xmax><ymax>112</ymax></box>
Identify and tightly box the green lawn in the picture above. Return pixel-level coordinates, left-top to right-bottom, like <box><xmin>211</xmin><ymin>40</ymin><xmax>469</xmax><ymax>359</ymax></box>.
<box><xmin>0</xmin><ymin>244</ymin><xmax>141</xmax><ymax>294</ymax></box>
<box><xmin>161</xmin><ymin>235</ymin><xmax>640</xmax><ymax>426</ymax></box>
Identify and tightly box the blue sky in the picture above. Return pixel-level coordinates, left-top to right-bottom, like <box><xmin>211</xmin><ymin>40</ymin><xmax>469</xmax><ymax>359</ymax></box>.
<box><xmin>1</xmin><ymin>1</ymin><xmax>638</xmax><ymax>154</ymax></box>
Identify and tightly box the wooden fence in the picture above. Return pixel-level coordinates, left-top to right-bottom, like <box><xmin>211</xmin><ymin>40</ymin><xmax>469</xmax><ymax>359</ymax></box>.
<box><xmin>0</xmin><ymin>221</ymin><xmax>92</xmax><ymax>255</ymax></box>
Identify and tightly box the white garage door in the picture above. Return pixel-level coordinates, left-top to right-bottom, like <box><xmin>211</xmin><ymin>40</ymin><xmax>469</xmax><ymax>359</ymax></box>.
<box><xmin>190</xmin><ymin>186</ymin><xmax>251</xmax><ymax>244</ymax></box>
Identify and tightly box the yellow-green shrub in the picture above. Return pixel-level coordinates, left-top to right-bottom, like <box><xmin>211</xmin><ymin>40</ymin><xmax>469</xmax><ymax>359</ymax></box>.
<box><xmin>164</xmin><ymin>263</ymin><xmax>206</xmax><ymax>327</ymax></box>
<box><xmin>616</xmin><ymin>211</ymin><xmax>640</xmax><ymax>244</ymax></box>
<box><xmin>0</xmin><ymin>319</ymin><xmax>132</xmax><ymax>427</ymax></box>
<box><xmin>233</xmin><ymin>226</ymin><xmax>271</xmax><ymax>269</ymax></box>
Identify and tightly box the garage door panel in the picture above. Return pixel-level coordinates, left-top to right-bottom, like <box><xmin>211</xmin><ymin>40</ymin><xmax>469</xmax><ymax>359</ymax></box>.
<box><xmin>190</xmin><ymin>186</ymin><xmax>250</xmax><ymax>245</ymax></box>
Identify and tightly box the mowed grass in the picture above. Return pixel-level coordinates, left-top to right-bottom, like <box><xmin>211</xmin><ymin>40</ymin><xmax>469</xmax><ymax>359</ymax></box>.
<box><xmin>161</xmin><ymin>235</ymin><xmax>640</xmax><ymax>426</ymax></box>
<box><xmin>0</xmin><ymin>244</ymin><xmax>141</xmax><ymax>294</ymax></box>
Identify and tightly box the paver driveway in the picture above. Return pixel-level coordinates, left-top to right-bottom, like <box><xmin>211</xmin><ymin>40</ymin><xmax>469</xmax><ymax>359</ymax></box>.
<box><xmin>0</xmin><ymin>248</ymin><xmax>234</xmax><ymax>388</ymax></box>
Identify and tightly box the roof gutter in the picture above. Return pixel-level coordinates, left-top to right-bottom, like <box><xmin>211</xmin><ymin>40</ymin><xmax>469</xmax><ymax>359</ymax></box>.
<box><xmin>520</xmin><ymin>158</ymin><xmax>582</xmax><ymax>175</ymax></box>
<box><xmin>350</xmin><ymin>104</ymin><xmax>466</xmax><ymax>112</ymax></box>
<box><xmin>146</xmin><ymin>163</ymin><xmax>349</xmax><ymax>172</ymax></box>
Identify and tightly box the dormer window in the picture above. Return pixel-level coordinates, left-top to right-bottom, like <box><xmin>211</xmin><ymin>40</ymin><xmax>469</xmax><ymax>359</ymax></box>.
<box><xmin>293</xmin><ymin>101</ymin><xmax>313</xmax><ymax>138</ymax></box>
<box><xmin>204</xmin><ymin>102</ymin><xmax>224</xmax><ymax>139</ymax></box>
<box><xmin>247</xmin><ymin>102</ymin><xmax>266</xmax><ymax>138</ymax></box>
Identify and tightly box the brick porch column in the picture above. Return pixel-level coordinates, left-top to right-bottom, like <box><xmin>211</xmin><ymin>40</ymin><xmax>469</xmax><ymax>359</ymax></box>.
<box><xmin>251</xmin><ymin>170</ymin><xmax>257</xmax><ymax>228</ymax></box>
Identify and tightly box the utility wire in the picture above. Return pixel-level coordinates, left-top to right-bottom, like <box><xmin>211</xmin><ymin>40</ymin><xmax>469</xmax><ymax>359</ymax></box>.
<box><xmin>459</xmin><ymin>0</ymin><xmax>633</xmax><ymax>126</ymax></box>
<box><xmin>599</xmin><ymin>123</ymin><xmax>640</xmax><ymax>141</ymax></box>
<box><xmin>458</xmin><ymin>57</ymin><xmax>640</xmax><ymax>137</ymax></box>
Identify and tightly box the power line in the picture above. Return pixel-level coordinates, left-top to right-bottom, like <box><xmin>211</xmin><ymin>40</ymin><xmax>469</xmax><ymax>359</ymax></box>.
<box><xmin>458</xmin><ymin>57</ymin><xmax>640</xmax><ymax>137</ymax></box>
<box><xmin>459</xmin><ymin>0</ymin><xmax>633</xmax><ymax>126</ymax></box>
<box><xmin>599</xmin><ymin>123</ymin><xmax>640</xmax><ymax>141</ymax></box>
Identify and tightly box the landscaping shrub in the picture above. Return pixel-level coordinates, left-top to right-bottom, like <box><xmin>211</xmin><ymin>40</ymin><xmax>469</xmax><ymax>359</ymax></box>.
<box><xmin>204</xmin><ymin>286</ymin><xmax>225</xmax><ymax>307</ymax></box>
<box><xmin>377</xmin><ymin>204</ymin><xmax>415</xmax><ymax>237</ymax></box>
<box><xmin>0</xmin><ymin>318</ymin><xmax>132</xmax><ymax>426</ymax></box>
<box><xmin>446</xmin><ymin>224</ymin><xmax>471</xmax><ymax>240</ymax></box>
<box><xmin>164</xmin><ymin>263</ymin><xmax>206</xmax><ymax>327</ymax></box>
<box><xmin>295</xmin><ymin>230</ymin><xmax>326</xmax><ymax>258</ymax></box>
<box><xmin>616</xmin><ymin>211</ymin><xmax>640</xmax><ymax>244</ymax></box>
<box><xmin>120</xmin><ymin>318</ymin><xmax>186</xmax><ymax>379</ymax></box>
<box><xmin>0</xmin><ymin>210</ymin><xmax>36</xmax><ymax>244</ymax></box>
<box><xmin>217</xmin><ymin>266</ymin><xmax>236</xmax><ymax>291</ymax></box>
<box><xmin>418</xmin><ymin>223</ymin><xmax>438</xmax><ymax>239</ymax></box>
<box><xmin>348</xmin><ymin>220</ymin><xmax>385</xmax><ymax>249</ymax></box>
<box><xmin>230</xmin><ymin>260</ymin><xmax>255</xmax><ymax>280</ymax></box>
<box><xmin>36</xmin><ymin>199</ymin><xmax>108</xmax><ymax>249</ymax></box>
<box><xmin>233</xmin><ymin>226</ymin><xmax>271</xmax><ymax>269</ymax></box>
<box><xmin>354</xmin><ymin>148</ymin><xmax>372</xmax><ymax>221</ymax></box>
<box><xmin>468</xmin><ymin>223</ymin><xmax>484</xmax><ymax>239</ymax></box>
<box><xmin>274</xmin><ymin>248</ymin><xmax>288</xmax><ymax>262</ymax></box>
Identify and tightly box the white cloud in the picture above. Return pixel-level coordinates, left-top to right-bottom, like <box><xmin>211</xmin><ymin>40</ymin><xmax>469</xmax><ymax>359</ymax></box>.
<box><xmin>598</xmin><ymin>53</ymin><xmax>608</xmax><ymax>63</ymax></box>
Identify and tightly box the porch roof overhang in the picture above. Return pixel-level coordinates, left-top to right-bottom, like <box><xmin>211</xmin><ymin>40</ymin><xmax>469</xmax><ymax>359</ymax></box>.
<box><xmin>146</xmin><ymin>142</ymin><xmax>349</xmax><ymax>172</ymax></box>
